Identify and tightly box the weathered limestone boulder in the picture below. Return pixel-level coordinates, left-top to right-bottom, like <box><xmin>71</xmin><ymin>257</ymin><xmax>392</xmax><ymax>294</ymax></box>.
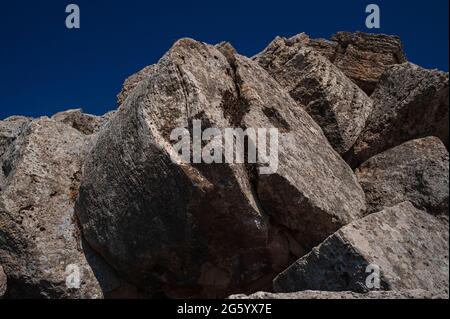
<box><xmin>229</xmin><ymin>289</ymin><xmax>447</xmax><ymax>300</ymax></box>
<box><xmin>331</xmin><ymin>32</ymin><xmax>407</xmax><ymax>95</ymax></box>
<box><xmin>76</xmin><ymin>38</ymin><xmax>365</xmax><ymax>298</ymax></box>
<box><xmin>356</xmin><ymin>137</ymin><xmax>449</xmax><ymax>215</ymax></box>
<box><xmin>347</xmin><ymin>63</ymin><xmax>449</xmax><ymax>167</ymax></box>
<box><xmin>0</xmin><ymin>117</ymin><xmax>119</xmax><ymax>298</ymax></box>
<box><xmin>0</xmin><ymin>265</ymin><xmax>6</xmax><ymax>298</ymax></box>
<box><xmin>52</xmin><ymin>109</ymin><xmax>114</xmax><ymax>135</ymax></box>
<box><xmin>274</xmin><ymin>202</ymin><xmax>449</xmax><ymax>295</ymax></box>
<box><xmin>255</xmin><ymin>43</ymin><xmax>373</xmax><ymax>154</ymax></box>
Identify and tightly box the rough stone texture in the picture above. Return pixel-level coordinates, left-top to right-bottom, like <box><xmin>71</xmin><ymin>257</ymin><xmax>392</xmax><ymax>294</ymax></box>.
<box><xmin>76</xmin><ymin>38</ymin><xmax>365</xmax><ymax>298</ymax></box>
<box><xmin>255</xmin><ymin>32</ymin><xmax>406</xmax><ymax>97</ymax></box>
<box><xmin>356</xmin><ymin>137</ymin><xmax>449</xmax><ymax>215</ymax></box>
<box><xmin>233</xmin><ymin>41</ymin><xmax>367</xmax><ymax>254</ymax></box>
<box><xmin>254</xmin><ymin>33</ymin><xmax>338</xmax><ymax>64</ymax></box>
<box><xmin>229</xmin><ymin>289</ymin><xmax>447</xmax><ymax>300</ymax></box>
<box><xmin>1</xmin><ymin>117</ymin><xmax>31</xmax><ymax>192</ymax></box>
<box><xmin>1</xmin><ymin>33</ymin><xmax>446</xmax><ymax>301</ymax></box>
<box><xmin>255</xmin><ymin>41</ymin><xmax>373</xmax><ymax>154</ymax></box>
<box><xmin>0</xmin><ymin>265</ymin><xmax>6</xmax><ymax>298</ymax></box>
<box><xmin>0</xmin><ymin>117</ymin><xmax>120</xmax><ymax>298</ymax></box>
<box><xmin>117</xmin><ymin>65</ymin><xmax>156</xmax><ymax>106</ymax></box>
<box><xmin>0</xmin><ymin>116</ymin><xmax>31</xmax><ymax>158</ymax></box>
<box><xmin>274</xmin><ymin>202</ymin><xmax>449</xmax><ymax>295</ymax></box>
<box><xmin>347</xmin><ymin>63</ymin><xmax>449</xmax><ymax>168</ymax></box>
<box><xmin>52</xmin><ymin>109</ymin><xmax>114</xmax><ymax>135</ymax></box>
<box><xmin>331</xmin><ymin>32</ymin><xmax>407</xmax><ymax>95</ymax></box>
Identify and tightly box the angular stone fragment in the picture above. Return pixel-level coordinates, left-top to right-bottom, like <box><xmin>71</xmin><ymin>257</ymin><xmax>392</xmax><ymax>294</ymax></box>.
<box><xmin>255</xmin><ymin>38</ymin><xmax>373</xmax><ymax>154</ymax></box>
<box><xmin>76</xmin><ymin>38</ymin><xmax>365</xmax><ymax>298</ymax></box>
<box><xmin>274</xmin><ymin>202</ymin><xmax>449</xmax><ymax>295</ymax></box>
<box><xmin>356</xmin><ymin>137</ymin><xmax>449</xmax><ymax>215</ymax></box>
<box><xmin>52</xmin><ymin>109</ymin><xmax>114</xmax><ymax>135</ymax></box>
<box><xmin>347</xmin><ymin>63</ymin><xmax>449</xmax><ymax>167</ymax></box>
<box><xmin>0</xmin><ymin>265</ymin><xmax>6</xmax><ymax>298</ymax></box>
<box><xmin>254</xmin><ymin>33</ymin><xmax>338</xmax><ymax>66</ymax></box>
<box><xmin>331</xmin><ymin>32</ymin><xmax>407</xmax><ymax>95</ymax></box>
<box><xmin>255</xmin><ymin>32</ymin><xmax>406</xmax><ymax>96</ymax></box>
<box><xmin>229</xmin><ymin>289</ymin><xmax>447</xmax><ymax>300</ymax></box>
<box><xmin>0</xmin><ymin>117</ymin><xmax>119</xmax><ymax>298</ymax></box>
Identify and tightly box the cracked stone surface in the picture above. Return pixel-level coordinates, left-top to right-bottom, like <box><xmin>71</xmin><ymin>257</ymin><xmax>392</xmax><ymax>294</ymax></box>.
<box><xmin>273</xmin><ymin>202</ymin><xmax>449</xmax><ymax>296</ymax></box>
<box><xmin>76</xmin><ymin>38</ymin><xmax>365</xmax><ymax>298</ymax></box>
<box><xmin>255</xmin><ymin>32</ymin><xmax>406</xmax><ymax>97</ymax></box>
<box><xmin>356</xmin><ymin>137</ymin><xmax>449</xmax><ymax>216</ymax></box>
<box><xmin>255</xmin><ymin>41</ymin><xmax>373</xmax><ymax>154</ymax></box>
<box><xmin>331</xmin><ymin>32</ymin><xmax>407</xmax><ymax>95</ymax></box>
<box><xmin>0</xmin><ymin>117</ymin><xmax>121</xmax><ymax>298</ymax></box>
<box><xmin>0</xmin><ymin>32</ymin><xmax>447</xmax><ymax>300</ymax></box>
<box><xmin>346</xmin><ymin>62</ymin><xmax>449</xmax><ymax>168</ymax></box>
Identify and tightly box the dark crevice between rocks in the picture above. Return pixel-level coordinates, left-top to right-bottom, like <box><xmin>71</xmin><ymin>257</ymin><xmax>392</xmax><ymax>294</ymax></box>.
<box><xmin>301</xmin><ymin>99</ymin><xmax>346</xmax><ymax>154</ymax></box>
<box><xmin>1</xmin><ymin>162</ymin><xmax>11</xmax><ymax>180</ymax></box>
<box><xmin>342</xmin><ymin>145</ymin><xmax>360</xmax><ymax>170</ymax></box>
<box><xmin>262</xmin><ymin>107</ymin><xmax>290</xmax><ymax>133</ymax></box>
<box><xmin>217</xmin><ymin>43</ymin><xmax>250</xmax><ymax>129</ymax></box>
<box><xmin>216</xmin><ymin>44</ymin><xmax>308</xmax><ymax>295</ymax></box>
<box><xmin>241</xmin><ymin>141</ymin><xmax>307</xmax><ymax>293</ymax></box>
<box><xmin>242</xmin><ymin>158</ymin><xmax>303</xmax><ymax>295</ymax></box>
<box><xmin>327</xmin><ymin>43</ymin><xmax>339</xmax><ymax>64</ymax></box>
<box><xmin>259</xmin><ymin>174</ymin><xmax>341</xmax><ymax>252</ymax></box>
<box><xmin>345</xmin><ymin>76</ymin><xmax>448</xmax><ymax>170</ymax></box>
<box><xmin>220</xmin><ymin>90</ymin><xmax>250</xmax><ymax>128</ymax></box>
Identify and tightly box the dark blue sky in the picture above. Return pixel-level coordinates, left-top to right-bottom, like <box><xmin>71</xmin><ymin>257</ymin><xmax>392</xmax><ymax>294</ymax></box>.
<box><xmin>1</xmin><ymin>0</ymin><xmax>448</xmax><ymax>119</ymax></box>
